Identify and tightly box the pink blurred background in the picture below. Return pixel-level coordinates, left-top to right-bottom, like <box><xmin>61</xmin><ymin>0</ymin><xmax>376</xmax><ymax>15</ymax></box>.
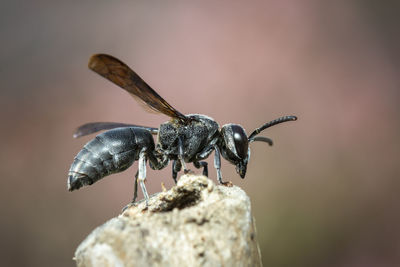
<box><xmin>1</xmin><ymin>1</ymin><xmax>399</xmax><ymax>266</ymax></box>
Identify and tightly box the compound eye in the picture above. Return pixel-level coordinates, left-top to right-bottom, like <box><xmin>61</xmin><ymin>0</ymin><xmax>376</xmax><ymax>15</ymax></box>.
<box><xmin>231</xmin><ymin>125</ymin><xmax>248</xmax><ymax>159</ymax></box>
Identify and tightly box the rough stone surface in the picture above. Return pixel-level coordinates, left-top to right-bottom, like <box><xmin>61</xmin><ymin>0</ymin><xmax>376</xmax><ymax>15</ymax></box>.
<box><xmin>73</xmin><ymin>174</ymin><xmax>262</xmax><ymax>267</ymax></box>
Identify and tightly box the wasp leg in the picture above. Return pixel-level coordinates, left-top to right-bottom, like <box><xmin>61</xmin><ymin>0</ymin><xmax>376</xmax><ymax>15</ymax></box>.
<box><xmin>172</xmin><ymin>160</ymin><xmax>182</xmax><ymax>184</ymax></box>
<box><xmin>194</xmin><ymin>161</ymin><xmax>208</xmax><ymax>177</ymax></box>
<box><xmin>195</xmin><ymin>134</ymin><xmax>218</xmax><ymax>158</ymax></box>
<box><xmin>213</xmin><ymin>145</ymin><xmax>229</xmax><ymax>185</ymax></box>
<box><xmin>123</xmin><ymin>151</ymin><xmax>167</xmax><ymax>211</ymax></box>
<box><xmin>138</xmin><ymin>149</ymin><xmax>149</xmax><ymax>206</ymax></box>
<box><xmin>122</xmin><ymin>170</ymin><xmax>139</xmax><ymax>212</ymax></box>
<box><xmin>132</xmin><ymin>170</ymin><xmax>139</xmax><ymax>203</ymax></box>
<box><xmin>122</xmin><ymin>168</ymin><xmax>142</xmax><ymax>211</ymax></box>
<box><xmin>178</xmin><ymin>136</ymin><xmax>189</xmax><ymax>173</ymax></box>
<box><xmin>172</xmin><ymin>160</ymin><xmax>177</xmax><ymax>183</ymax></box>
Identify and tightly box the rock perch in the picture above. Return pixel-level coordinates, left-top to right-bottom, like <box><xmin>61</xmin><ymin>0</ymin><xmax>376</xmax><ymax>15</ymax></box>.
<box><xmin>73</xmin><ymin>174</ymin><xmax>262</xmax><ymax>266</ymax></box>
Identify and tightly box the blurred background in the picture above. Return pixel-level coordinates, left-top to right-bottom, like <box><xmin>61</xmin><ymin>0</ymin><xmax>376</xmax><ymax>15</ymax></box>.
<box><xmin>1</xmin><ymin>1</ymin><xmax>399</xmax><ymax>266</ymax></box>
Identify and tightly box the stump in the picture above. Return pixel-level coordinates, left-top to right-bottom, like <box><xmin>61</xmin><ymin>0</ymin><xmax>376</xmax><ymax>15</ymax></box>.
<box><xmin>73</xmin><ymin>174</ymin><xmax>262</xmax><ymax>266</ymax></box>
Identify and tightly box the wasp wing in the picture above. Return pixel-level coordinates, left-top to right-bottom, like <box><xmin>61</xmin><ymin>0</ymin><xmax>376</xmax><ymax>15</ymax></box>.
<box><xmin>73</xmin><ymin>122</ymin><xmax>158</xmax><ymax>138</ymax></box>
<box><xmin>88</xmin><ymin>54</ymin><xmax>189</xmax><ymax>124</ymax></box>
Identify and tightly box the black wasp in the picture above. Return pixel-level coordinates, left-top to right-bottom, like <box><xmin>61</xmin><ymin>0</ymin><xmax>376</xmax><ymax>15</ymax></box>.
<box><xmin>68</xmin><ymin>54</ymin><xmax>297</xmax><ymax>205</ymax></box>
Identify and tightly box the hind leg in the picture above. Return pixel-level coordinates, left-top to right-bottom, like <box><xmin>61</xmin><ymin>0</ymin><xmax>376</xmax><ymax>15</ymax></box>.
<box><xmin>132</xmin><ymin>170</ymin><xmax>139</xmax><ymax>203</ymax></box>
<box><xmin>138</xmin><ymin>149</ymin><xmax>150</xmax><ymax>206</ymax></box>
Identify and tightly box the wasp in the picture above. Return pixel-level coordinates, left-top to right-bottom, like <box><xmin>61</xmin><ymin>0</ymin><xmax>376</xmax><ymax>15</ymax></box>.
<box><xmin>68</xmin><ymin>54</ymin><xmax>297</xmax><ymax>205</ymax></box>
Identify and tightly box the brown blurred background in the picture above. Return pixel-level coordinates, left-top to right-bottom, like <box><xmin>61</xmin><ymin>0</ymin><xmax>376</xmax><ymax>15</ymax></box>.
<box><xmin>1</xmin><ymin>1</ymin><xmax>399</xmax><ymax>266</ymax></box>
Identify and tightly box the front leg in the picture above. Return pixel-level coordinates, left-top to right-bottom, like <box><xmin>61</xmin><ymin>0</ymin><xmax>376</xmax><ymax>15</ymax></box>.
<box><xmin>213</xmin><ymin>145</ymin><xmax>230</xmax><ymax>185</ymax></box>
<box><xmin>196</xmin><ymin>139</ymin><xmax>217</xmax><ymax>160</ymax></box>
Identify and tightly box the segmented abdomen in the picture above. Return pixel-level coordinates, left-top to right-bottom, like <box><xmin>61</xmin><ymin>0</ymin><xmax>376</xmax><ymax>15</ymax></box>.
<box><xmin>68</xmin><ymin>127</ymin><xmax>154</xmax><ymax>191</ymax></box>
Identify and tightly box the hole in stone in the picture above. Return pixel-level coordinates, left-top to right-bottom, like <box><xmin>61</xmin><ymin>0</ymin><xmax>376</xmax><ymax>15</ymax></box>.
<box><xmin>158</xmin><ymin>189</ymin><xmax>201</xmax><ymax>212</ymax></box>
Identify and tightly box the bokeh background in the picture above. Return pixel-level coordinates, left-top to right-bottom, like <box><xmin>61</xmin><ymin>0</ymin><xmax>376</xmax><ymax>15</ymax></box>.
<box><xmin>1</xmin><ymin>1</ymin><xmax>399</xmax><ymax>266</ymax></box>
